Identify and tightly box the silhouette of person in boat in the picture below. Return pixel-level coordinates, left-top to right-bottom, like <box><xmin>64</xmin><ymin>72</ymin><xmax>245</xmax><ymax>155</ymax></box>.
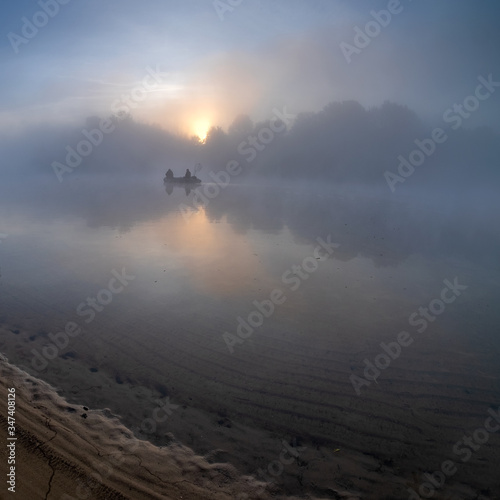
<box><xmin>164</xmin><ymin>167</ymin><xmax>200</xmax><ymax>185</ymax></box>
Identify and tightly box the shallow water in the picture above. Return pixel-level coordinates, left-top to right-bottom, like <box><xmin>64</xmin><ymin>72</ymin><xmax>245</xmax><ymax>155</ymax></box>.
<box><xmin>1</xmin><ymin>175</ymin><xmax>499</xmax><ymax>496</ymax></box>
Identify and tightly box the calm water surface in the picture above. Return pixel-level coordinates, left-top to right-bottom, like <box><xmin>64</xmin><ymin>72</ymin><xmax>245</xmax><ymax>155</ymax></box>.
<box><xmin>1</xmin><ymin>175</ymin><xmax>499</xmax><ymax>495</ymax></box>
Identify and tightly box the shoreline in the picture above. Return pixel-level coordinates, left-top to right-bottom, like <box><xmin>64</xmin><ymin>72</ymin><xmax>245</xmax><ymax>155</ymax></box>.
<box><xmin>0</xmin><ymin>353</ymin><xmax>298</xmax><ymax>500</ymax></box>
<box><xmin>1</xmin><ymin>294</ymin><xmax>498</xmax><ymax>500</ymax></box>
<box><xmin>1</xmin><ymin>352</ymin><xmax>494</xmax><ymax>499</ymax></box>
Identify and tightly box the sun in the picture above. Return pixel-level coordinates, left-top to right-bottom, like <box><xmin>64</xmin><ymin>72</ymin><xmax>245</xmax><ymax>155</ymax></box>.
<box><xmin>191</xmin><ymin>119</ymin><xmax>211</xmax><ymax>142</ymax></box>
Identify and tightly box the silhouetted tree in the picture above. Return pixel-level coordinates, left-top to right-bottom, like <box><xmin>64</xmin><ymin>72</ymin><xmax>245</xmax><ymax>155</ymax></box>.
<box><xmin>228</xmin><ymin>114</ymin><xmax>253</xmax><ymax>138</ymax></box>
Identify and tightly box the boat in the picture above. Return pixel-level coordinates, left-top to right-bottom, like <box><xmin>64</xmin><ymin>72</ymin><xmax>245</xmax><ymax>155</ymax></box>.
<box><xmin>164</xmin><ymin>168</ymin><xmax>201</xmax><ymax>184</ymax></box>
<box><xmin>163</xmin><ymin>175</ymin><xmax>201</xmax><ymax>184</ymax></box>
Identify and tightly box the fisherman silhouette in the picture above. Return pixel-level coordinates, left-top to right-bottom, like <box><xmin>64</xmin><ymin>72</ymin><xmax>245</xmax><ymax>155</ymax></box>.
<box><xmin>184</xmin><ymin>168</ymin><xmax>192</xmax><ymax>179</ymax></box>
<box><xmin>165</xmin><ymin>168</ymin><xmax>173</xmax><ymax>179</ymax></box>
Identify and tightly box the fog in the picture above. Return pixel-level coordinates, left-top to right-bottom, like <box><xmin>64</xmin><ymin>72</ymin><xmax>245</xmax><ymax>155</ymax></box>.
<box><xmin>3</xmin><ymin>98</ymin><xmax>500</xmax><ymax>194</ymax></box>
<box><xmin>2</xmin><ymin>1</ymin><xmax>499</xmax><ymax>192</ymax></box>
<box><xmin>2</xmin><ymin>169</ymin><xmax>499</xmax><ymax>273</ymax></box>
<box><xmin>2</xmin><ymin>2</ymin><xmax>500</xmax><ymax>499</ymax></box>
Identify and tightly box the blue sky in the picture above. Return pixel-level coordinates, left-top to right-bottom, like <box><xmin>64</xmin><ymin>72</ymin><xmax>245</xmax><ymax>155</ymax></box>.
<box><xmin>1</xmin><ymin>0</ymin><xmax>499</xmax><ymax>136</ymax></box>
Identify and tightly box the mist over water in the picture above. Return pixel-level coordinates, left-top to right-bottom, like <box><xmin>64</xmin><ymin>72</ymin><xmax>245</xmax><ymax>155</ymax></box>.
<box><xmin>2</xmin><ymin>174</ymin><xmax>499</xmax><ymax>386</ymax></box>
<box><xmin>2</xmin><ymin>101</ymin><xmax>500</xmax><ymax>499</ymax></box>
<box><xmin>2</xmin><ymin>1</ymin><xmax>500</xmax><ymax>498</ymax></box>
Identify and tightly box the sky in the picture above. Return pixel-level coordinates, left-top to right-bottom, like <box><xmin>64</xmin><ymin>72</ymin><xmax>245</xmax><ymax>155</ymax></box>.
<box><xmin>1</xmin><ymin>0</ymin><xmax>499</xmax><ymax>139</ymax></box>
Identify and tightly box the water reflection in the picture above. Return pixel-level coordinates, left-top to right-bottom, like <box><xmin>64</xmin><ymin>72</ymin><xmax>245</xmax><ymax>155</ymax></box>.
<box><xmin>1</xmin><ymin>175</ymin><xmax>498</xmax><ymax>333</ymax></box>
<box><xmin>1</xmin><ymin>176</ymin><xmax>499</xmax><ymax>274</ymax></box>
<box><xmin>165</xmin><ymin>182</ymin><xmax>196</xmax><ymax>196</ymax></box>
<box><xmin>1</xmin><ymin>175</ymin><xmax>499</xmax><ymax>498</ymax></box>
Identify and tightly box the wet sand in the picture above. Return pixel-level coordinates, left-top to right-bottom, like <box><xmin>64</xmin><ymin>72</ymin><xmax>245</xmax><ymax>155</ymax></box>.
<box><xmin>1</xmin><ymin>307</ymin><xmax>499</xmax><ymax>499</ymax></box>
<box><xmin>1</xmin><ymin>354</ymin><xmax>308</xmax><ymax>500</ymax></box>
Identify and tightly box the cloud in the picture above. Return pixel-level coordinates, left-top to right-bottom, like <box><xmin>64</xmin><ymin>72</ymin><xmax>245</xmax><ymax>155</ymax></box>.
<box><xmin>1</xmin><ymin>0</ymin><xmax>499</xmax><ymax>135</ymax></box>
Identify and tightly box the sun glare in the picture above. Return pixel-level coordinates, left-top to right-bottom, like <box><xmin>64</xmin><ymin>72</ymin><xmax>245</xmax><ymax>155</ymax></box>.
<box><xmin>192</xmin><ymin>119</ymin><xmax>211</xmax><ymax>142</ymax></box>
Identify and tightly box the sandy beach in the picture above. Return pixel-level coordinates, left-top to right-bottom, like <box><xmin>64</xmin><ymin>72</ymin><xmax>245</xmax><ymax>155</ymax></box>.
<box><xmin>2</xmin><ymin>335</ymin><xmax>498</xmax><ymax>500</ymax></box>
<box><xmin>1</xmin><ymin>353</ymin><xmax>300</xmax><ymax>500</ymax></box>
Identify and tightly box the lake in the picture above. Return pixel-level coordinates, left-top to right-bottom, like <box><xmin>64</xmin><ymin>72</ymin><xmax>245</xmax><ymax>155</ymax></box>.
<box><xmin>1</xmin><ymin>174</ymin><xmax>499</xmax><ymax>497</ymax></box>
